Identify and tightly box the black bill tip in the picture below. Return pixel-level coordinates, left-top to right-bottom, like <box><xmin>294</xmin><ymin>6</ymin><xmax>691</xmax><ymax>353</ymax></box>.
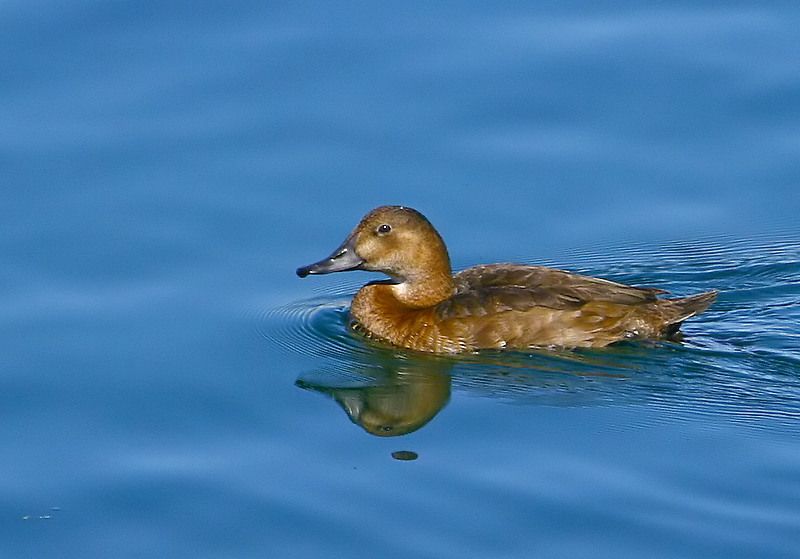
<box><xmin>296</xmin><ymin>266</ymin><xmax>312</xmax><ymax>278</ymax></box>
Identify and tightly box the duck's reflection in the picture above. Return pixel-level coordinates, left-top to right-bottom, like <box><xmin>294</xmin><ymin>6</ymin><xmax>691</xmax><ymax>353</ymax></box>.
<box><xmin>296</xmin><ymin>341</ymin><xmax>682</xmax><ymax>437</ymax></box>
<box><xmin>296</xmin><ymin>354</ymin><xmax>452</xmax><ymax>437</ymax></box>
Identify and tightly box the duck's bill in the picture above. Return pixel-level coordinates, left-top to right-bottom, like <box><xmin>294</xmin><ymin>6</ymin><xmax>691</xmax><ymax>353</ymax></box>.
<box><xmin>296</xmin><ymin>238</ymin><xmax>364</xmax><ymax>277</ymax></box>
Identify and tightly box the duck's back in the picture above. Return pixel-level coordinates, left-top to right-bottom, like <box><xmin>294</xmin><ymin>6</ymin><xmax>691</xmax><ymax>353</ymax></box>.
<box><xmin>433</xmin><ymin>264</ymin><xmax>715</xmax><ymax>349</ymax></box>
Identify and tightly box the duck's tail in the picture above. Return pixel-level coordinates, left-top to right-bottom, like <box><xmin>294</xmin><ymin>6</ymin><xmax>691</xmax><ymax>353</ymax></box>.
<box><xmin>661</xmin><ymin>290</ymin><xmax>718</xmax><ymax>335</ymax></box>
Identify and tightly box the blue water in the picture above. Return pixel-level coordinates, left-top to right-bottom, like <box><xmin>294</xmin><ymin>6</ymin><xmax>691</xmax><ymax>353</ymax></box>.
<box><xmin>3</xmin><ymin>2</ymin><xmax>800</xmax><ymax>557</ymax></box>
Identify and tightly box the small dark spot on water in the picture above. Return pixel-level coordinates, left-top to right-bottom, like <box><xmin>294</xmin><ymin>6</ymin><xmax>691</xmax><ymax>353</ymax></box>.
<box><xmin>392</xmin><ymin>450</ymin><xmax>419</xmax><ymax>461</ymax></box>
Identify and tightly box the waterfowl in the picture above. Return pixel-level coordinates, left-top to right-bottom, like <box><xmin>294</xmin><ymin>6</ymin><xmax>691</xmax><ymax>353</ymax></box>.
<box><xmin>296</xmin><ymin>206</ymin><xmax>717</xmax><ymax>354</ymax></box>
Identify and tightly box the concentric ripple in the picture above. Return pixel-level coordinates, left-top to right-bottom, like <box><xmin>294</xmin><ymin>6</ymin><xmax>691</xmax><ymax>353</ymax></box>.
<box><xmin>256</xmin><ymin>294</ymin><xmax>371</xmax><ymax>362</ymax></box>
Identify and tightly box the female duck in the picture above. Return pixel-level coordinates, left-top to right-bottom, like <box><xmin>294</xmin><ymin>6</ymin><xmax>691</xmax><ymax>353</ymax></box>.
<box><xmin>296</xmin><ymin>206</ymin><xmax>716</xmax><ymax>354</ymax></box>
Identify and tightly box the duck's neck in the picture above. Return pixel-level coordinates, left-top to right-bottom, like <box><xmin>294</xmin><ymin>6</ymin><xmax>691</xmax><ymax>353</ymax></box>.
<box><xmin>389</xmin><ymin>270</ymin><xmax>455</xmax><ymax>309</ymax></box>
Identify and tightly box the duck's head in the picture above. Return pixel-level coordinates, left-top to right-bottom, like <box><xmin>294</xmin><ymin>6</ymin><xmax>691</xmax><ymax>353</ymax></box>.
<box><xmin>296</xmin><ymin>206</ymin><xmax>452</xmax><ymax>288</ymax></box>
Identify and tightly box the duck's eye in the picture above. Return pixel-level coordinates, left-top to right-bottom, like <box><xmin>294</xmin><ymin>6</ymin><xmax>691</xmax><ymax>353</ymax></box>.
<box><xmin>377</xmin><ymin>224</ymin><xmax>392</xmax><ymax>235</ymax></box>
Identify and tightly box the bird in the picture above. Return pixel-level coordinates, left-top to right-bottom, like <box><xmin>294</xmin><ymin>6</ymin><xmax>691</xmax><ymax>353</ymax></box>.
<box><xmin>296</xmin><ymin>205</ymin><xmax>717</xmax><ymax>354</ymax></box>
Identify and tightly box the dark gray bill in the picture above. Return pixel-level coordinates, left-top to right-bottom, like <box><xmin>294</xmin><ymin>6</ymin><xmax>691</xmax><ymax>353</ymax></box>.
<box><xmin>296</xmin><ymin>237</ymin><xmax>364</xmax><ymax>278</ymax></box>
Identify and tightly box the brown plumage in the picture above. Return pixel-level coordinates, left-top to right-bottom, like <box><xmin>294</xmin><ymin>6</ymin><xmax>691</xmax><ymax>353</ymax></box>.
<box><xmin>297</xmin><ymin>206</ymin><xmax>717</xmax><ymax>354</ymax></box>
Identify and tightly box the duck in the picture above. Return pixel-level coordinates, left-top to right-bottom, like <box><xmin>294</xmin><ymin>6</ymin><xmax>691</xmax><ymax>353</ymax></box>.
<box><xmin>296</xmin><ymin>206</ymin><xmax>717</xmax><ymax>354</ymax></box>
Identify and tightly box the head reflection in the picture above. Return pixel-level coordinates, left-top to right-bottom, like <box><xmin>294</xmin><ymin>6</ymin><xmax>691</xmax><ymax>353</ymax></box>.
<box><xmin>297</xmin><ymin>354</ymin><xmax>452</xmax><ymax>437</ymax></box>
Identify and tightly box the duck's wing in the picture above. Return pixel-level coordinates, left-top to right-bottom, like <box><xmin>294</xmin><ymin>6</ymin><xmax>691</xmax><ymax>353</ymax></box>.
<box><xmin>438</xmin><ymin>264</ymin><xmax>666</xmax><ymax>319</ymax></box>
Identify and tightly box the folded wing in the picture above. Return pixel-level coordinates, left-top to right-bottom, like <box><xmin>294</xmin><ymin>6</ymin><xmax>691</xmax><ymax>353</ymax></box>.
<box><xmin>437</xmin><ymin>264</ymin><xmax>666</xmax><ymax>319</ymax></box>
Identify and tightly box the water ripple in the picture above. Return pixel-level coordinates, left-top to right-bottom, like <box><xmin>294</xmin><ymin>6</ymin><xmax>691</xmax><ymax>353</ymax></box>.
<box><xmin>256</xmin><ymin>294</ymin><xmax>369</xmax><ymax>362</ymax></box>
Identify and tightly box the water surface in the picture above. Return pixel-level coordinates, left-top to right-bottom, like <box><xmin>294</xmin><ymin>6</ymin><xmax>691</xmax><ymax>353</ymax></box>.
<box><xmin>2</xmin><ymin>2</ymin><xmax>800</xmax><ymax>558</ymax></box>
